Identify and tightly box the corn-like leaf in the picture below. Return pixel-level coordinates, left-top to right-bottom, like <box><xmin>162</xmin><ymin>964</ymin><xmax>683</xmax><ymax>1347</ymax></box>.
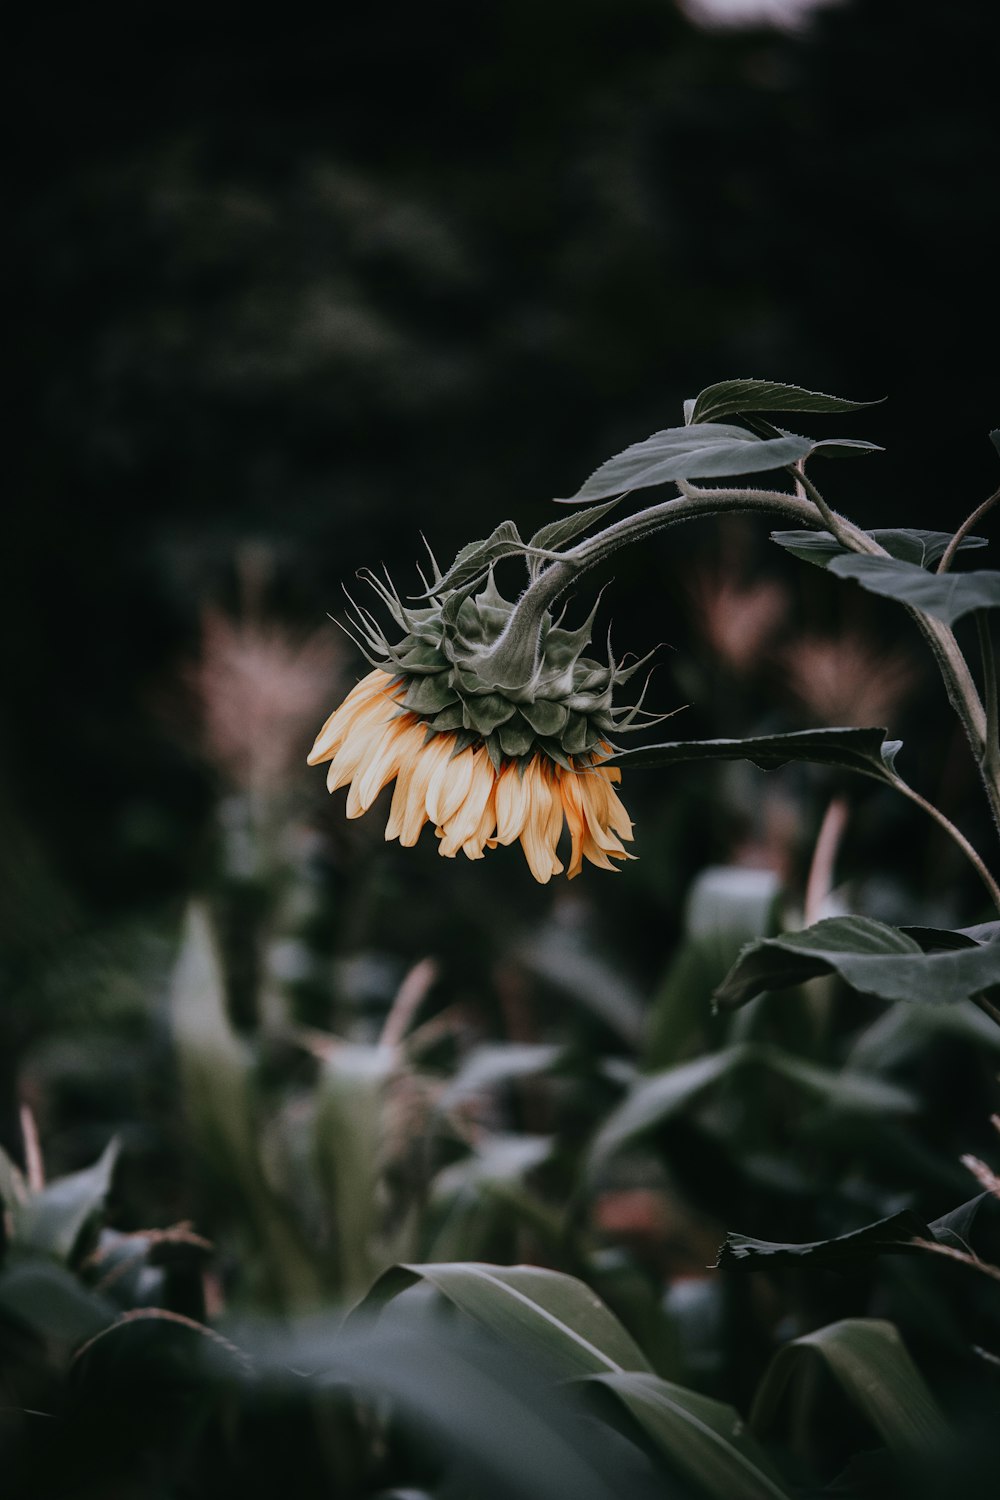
<box><xmin>314</xmin><ymin>1042</ymin><xmax>396</xmax><ymax>1304</ymax></box>
<box><xmin>751</xmin><ymin>1319</ymin><xmax>949</xmax><ymax>1457</ymax></box>
<box><xmin>593</xmin><ymin>1371</ymin><xmax>791</xmax><ymax>1500</ymax></box>
<box><xmin>588</xmin><ymin>1042</ymin><xmax>915</xmax><ymax>1172</ymax></box>
<box><xmin>11</xmin><ymin>1139</ymin><xmax>118</xmax><ymax>1264</ymax></box>
<box><xmin>360</xmin><ymin>1261</ymin><xmax>653</xmax><ymax>1378</ymax></box>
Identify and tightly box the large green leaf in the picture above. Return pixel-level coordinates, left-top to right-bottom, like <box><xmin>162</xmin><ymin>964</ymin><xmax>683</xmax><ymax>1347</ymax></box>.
<box><xmin>237</xmin><ymin>1308</ymin><xmax>662</xmax><ymax>1500</ymax></box>
<box><xmin>688</xmin><ymin>379</ymin><xmax>878</xmax><ymax>426</ymax></box>
<box><xmin>556</xmin><ymin>424</ymin><xmax>813</xmax><ymax>505</ymax></box>
<box><xmin>593</xmin><ymin>1371</ymin><xmax>791</xmax><ymax>1500</ymax></box>
<box><xmin>828</xmin><ymin>553</ymin><xmax>1000</xmax><ymax>624</ymax></box>
<box><xmin>751</xmin><ymin>1319</ymin><xmax>949</xmax><ymax>1457</ymax></box>
<box><xmin>714</xmin><ymin>916</ymin><xmax>1000</xmax><ymax>1010</ymax></box>
<box><xmin>361</xmin><ymin>1261</ymin><xmax>653</xmax><ymax>1377</ymax></box>
<box><xmin>771</xmin><ymin>526</ymin><xmax>988</xmax><ymax>569</ymax></box>
<box><xmin>10</xmin><ymin>1139</ymin><xmax>119</xmax><ymax>1264</ymax></box>
<box><xmin>608</xmin><ymin>726</ymin><xmax>901</xmax><ymax>781</ymax></box>
<box><xmin>588</xmin><ymin>1043</ymin><xmax>915</xmax><ymax>1171</ymax></box>
<box><xmin>360</xmin><ymin>1262</ymin><xmax>790</xmax><ymax>1499</ymax></box>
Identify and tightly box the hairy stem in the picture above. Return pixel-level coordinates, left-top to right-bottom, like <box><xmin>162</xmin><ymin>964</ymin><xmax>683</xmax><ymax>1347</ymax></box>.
<box><xmin>483</xmin><ymin>472</ymin><xmax>995</xmax><ymax>838</ymax></box>
<box><xmin>888</xmin><ymin>773</ymin><xmax>1000</xmax><ymax>915</ymax></box>
<box><xmin>937</xmin><ymin>485</ymin><xmax>1000</xmax><ymax>575</ymax></box>
<box><xmin>793</xmin><ymin>469</ymin><xmax>880</xmax><ymax>554</ymax></box>
<box><xmin>977</xmin><ymin>611</ymin><xmax>1000</xmax><ymax>818</ymax></box>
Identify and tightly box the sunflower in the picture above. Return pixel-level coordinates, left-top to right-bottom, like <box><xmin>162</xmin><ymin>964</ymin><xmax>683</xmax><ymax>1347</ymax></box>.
<box><xmin>308</xmin><ymin>668</ymin><xmax>634</xmax><ymax>883</ymax></box>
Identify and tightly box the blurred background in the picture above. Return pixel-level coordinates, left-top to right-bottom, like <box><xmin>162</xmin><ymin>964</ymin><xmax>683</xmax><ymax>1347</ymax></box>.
<box><xmin>3</xmin><ymin>4</ymin><xmax>1000</xmax><ymax>1488</ymax></box>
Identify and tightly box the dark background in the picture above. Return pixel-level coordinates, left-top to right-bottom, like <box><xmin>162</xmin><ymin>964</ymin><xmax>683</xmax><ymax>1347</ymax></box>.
<box><xmin>6</xmin><ymin>0</ymin><xmax>999</xmax><ymax>950</ymax></box>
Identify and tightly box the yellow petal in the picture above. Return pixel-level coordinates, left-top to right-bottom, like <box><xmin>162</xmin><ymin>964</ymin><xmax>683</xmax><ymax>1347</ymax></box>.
<box><xmin>426</xmin><ymin>744</ymin><xmax>475</xmax><ymax>826</ymax></box>
<box><xmin>494</xmin><ymin>762</ymin><xmax>531</xmax><ymax>845</ymax></box>
<box><xmin>437</xmin><ymin>749</ymin><xmax>496</xmax><ymax>856</ymax></box>
<box><xmin>307</xmin><ymin>670</ymin><xmax>397</xmax><ymax>764</ymax></box>
<box><xmin>519</xmin><ymin>760</ymin><xmax>563</xmax><ymax>883</ymax></box>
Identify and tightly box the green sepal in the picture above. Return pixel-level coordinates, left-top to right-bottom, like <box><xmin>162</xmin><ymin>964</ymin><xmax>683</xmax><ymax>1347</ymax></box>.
<box><xmin>498</xmin><ymin>715</ymin><xmax>536</xmax><ymax>759</ymax></box>
<box><xmin>403</xmin><ymin>672</ymin><xmax>459</xmax><ymax>716</ymax></box>
<box><xmin>485</xmin><ymin>733</ymin><xmax>504</xmax><ymax>772</ymax></box>
<box><xmin>520</xmin><ymin>697</ymin><xmax>570</xmax><ymax>737</ymax></box>
<box><xmin>463</xmin><ymin>692</ymin><xmax>517</xmax><ymax>734</ymax></box>
<box><xmin>429</xmin><ymin>704</ymin><xmax>465</xmax><ymax>731</ymax></box>
<box><xmin>563</xmin><ymin>712</ymin><xmax>593</xmax><ymax>755</ymax></box>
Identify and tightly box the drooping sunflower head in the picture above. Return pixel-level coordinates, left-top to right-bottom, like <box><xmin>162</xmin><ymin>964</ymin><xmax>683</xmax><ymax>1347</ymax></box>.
<box><xmin>308</xmin><ymin>541</ymin><xmax>662</xmax><ymax>881</ymax></box>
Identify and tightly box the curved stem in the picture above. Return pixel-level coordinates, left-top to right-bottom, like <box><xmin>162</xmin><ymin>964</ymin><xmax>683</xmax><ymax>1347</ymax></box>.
<box><xmin>794</xmin><ymin>469</ymin><xmax>881</xmax><ymax>554</ymax></box>
<box><xmin>937</xmin><ymin>485</ymin><xmax>1000</xmax><ymax>575</ymax></box>
<box><xmin>482</xmin><ymin>471</ymin><xmax>996</xmax><ymax>843</ymax></box>
<box><xmin>976</xmin><ymin>612</ymin><xmax>1000</xmax><ymax>836</ymax></box>
<box><xmin>888</xmin><ymin>773</ymin><xmax>1000</xmax><ymax>915</ymax></box>
<box><xmin>479</xmin><ymin>484</ymin><xmax>820</xmax><ymax>681</ymax></box>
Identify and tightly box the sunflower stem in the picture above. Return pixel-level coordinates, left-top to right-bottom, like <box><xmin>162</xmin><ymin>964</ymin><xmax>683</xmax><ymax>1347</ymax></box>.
<box><xmin>937</xmin><ymin>485</ymin><xmax>1000</xmax><ymax>575</ymax></box>
<box><xmin>887</xmin><ymin>773</ymin><xmax>1000</xmax><ymax>916</ymax></box>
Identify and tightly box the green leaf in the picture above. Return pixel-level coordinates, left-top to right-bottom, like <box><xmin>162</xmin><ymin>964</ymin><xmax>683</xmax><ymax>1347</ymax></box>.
<box><xmin>714</xmin><ymin>916</ymin><xmax>1000</xmax><ymax>1011</ymax></box>
<box><xmin>771</xmin><ymin>526</ymin><xmax>988</xmax><ymax>569</ymax></box>
<box><xmin>717</xmin><ymin>1192</ymin><xmax>995</xmax><ymax>1272</ymax></box>
<box><xmin>608</xmin><ymin>726</ymin><xmax>901</xmax><ymax>781</ymax></box>
<box><xmin>314</xmin><ymin>1042</ymin><xmax>396</xmax><ymax>1304</ymax></box>
<box><xmin>556</xmin><ymin>424</ymin><xmax>813</xmax><ymax>505</ymax></box>
<box><xmin>433</xmin><ymin>1134</ymin><xmax>554</xmax><ymax>1196</ymax></box>
<box><xmin>0</xmin><ymin>1145</ymin><xmax>27</xmax><ymax>1210</ymax></box>
<box><xmin>589</xmin><ymin>1050</ymin><xmax>742</xmax><ymax>1170</ymax></box>
<box><xmin>439</xmin><ymin>1043</ymin><xmax>564</xmax><ymax>1109</ymax></box>
<box><xmin>716</xmin><ymin>1209</ymin><xmax>931</xmax><ymax>1271</ymax></box>
<box><xmin>645</xmin><ymin>866</ymin><xmax>782</xmax><ymax>1070</ymax></box>
<box><xmin>807</xmin><ymin>437</ymin><xmax>883</xmax><ymax>459</ymax></box>
<box><xmin>689</xmin><ymin>379</ymin><xmax>879</xmax><ymax>426</ymax></box>
<box><xmin>845</xmin><ymin>997</ymin><xmax>1000</xmax><ymax>1074</ymax></box>
<box><xmin>589</xmin><ymin>1043</ymin><xmax>914</xmax><ymax>1171</ymax></box>
<box><xmin>515</xmin><ymin>929</ymin><xmax>646</xmax><ymax>1045</ymax></box>
<box><xmin>243</xmin><ymin>1308</ymin><xmax>653</xmax><ymax>1500</ymax></box>
<box><xmin>751</xmin><ymin>1319</ymin><xmax>949</xmax><ymax>1457</ymax></box>
<box><xmin>0</xmin><ymin>1261</ymin><xmax>115</xmax><ymax>1343</ymax></box>
<box><xmin>528</xmin><ymin>496</ymin><xmax>624</xmax><ymax>567</ymax></box>
<box><xmin>170</xmin><ymin>904</ymin><xmax>258</xmax><ymax>1184</ymax></box>
<box><xmin>929</xmin><ymin>1192</ymin><xmax>994</xmax><ymax>1252</ymax></box>
<box><xmin>898</xmin><ymin>922</ymin><xmax>999</xmax><ymax>951</ymax></box>
<box><xmin>11</xmin><ymin>1139</ymin><xmax>119</xmax><ymax>1264</ymax></box>
<box><xmin>423</xmin><ymin>521</ymin><xmax>527</xmax><ymax>595</ymax></box>
<box><xmin>828</xmin><ymin>553</ymin><xmax>1000</xmax><ymax>624</ymax></box>
<box><xmin>169</xmin><ymin>904</ymin><xmax>323</xmax><ymax>1309</ymax></box>
<box><xmin>361</xmin><ymin>1261</ymin><xmax>653</xmax><ymax>1378</ymax></box>
<box><xmin>593</xmin><ymin>1371</ymin><xmax>792</xmax><ymax>1500</ymax></box>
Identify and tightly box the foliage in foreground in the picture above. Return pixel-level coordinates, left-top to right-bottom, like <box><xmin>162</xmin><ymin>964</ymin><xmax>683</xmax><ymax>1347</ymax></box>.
<box><xmin>3</xmin><ymin>377</ymin><xmax>1000</xmax><ymax>1496</ymax></box>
